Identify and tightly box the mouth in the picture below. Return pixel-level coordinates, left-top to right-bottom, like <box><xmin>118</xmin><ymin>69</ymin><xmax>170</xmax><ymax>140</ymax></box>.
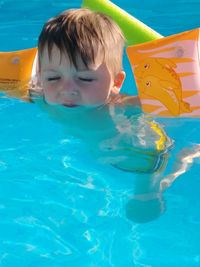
<box><xmin>62</xmin><ymin>103</ymin><xmax>79</xmax><ymax>108</ymax></box>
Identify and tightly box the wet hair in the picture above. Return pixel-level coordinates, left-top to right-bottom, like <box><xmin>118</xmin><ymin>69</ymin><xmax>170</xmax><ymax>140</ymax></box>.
<box><xmin>38</xmin><ymin>8</ymin><xmax>125</xmax><ymax>74</ymax></box>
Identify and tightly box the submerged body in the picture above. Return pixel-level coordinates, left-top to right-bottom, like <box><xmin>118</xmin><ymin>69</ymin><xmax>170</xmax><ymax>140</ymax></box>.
<box><xmin>34</xmin><ymin>93</ymin><xmax>171</xmax><ymax>173</ymax></box>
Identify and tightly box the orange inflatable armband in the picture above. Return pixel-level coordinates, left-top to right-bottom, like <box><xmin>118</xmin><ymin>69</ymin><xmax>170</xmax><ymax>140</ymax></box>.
<box><xmin>0</xmin><ymin>48</ymin><xmax>37</xmax><ymax>99</ymax></box>
<box><xmin>127</xmin><ymin>28</ymin><xmax>200</xmax><ymax>117</ymax></box>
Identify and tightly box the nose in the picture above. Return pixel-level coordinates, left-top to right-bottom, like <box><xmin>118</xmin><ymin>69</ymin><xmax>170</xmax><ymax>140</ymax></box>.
<box><xmin>59</xmin><ymin>79</ymin><xmax>79</xmax><ymax>98</ymax></box>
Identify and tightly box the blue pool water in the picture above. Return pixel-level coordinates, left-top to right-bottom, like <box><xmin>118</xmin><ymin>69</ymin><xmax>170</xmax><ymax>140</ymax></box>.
<box><xmin>0</xmin><ymin>1</ymin><xmax>200</xmax><ymax>266</ymax></box>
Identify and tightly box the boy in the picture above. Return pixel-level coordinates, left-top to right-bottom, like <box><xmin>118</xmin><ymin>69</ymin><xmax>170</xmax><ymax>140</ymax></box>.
<box><xmin>32</xmin><ymin>8</ymin><xmax>137</xmax><ymax>107</ymax></box>
<box><xmin>31</xmin><ymin>8</ymin><xmax>171</xmax><ymax>173</ymax></box>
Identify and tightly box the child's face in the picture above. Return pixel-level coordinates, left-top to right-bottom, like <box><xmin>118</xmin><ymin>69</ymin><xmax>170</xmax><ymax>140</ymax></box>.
<box><xmin>39</xmin><ymin>45</ymin><xmax>125</xmax><ymax>107</ymax></box>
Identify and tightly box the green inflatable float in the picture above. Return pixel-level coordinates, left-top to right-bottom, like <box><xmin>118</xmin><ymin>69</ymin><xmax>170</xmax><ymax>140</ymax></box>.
<box><xmin>82</xmin><ymin>0</ymin><xmax>163</xmax><ymax>46</ymax></box>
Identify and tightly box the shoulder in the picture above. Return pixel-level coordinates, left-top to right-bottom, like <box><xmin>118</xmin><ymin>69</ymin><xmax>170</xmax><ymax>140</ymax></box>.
<box><xmin>121</xmin><ymin>95</ymin><xmax>141</xmax><ymax>106</ymax></box>
<box><xmin>109</xmin><ymin>94</ymin><xmax>141</xmax><ymax>106</ymax></box>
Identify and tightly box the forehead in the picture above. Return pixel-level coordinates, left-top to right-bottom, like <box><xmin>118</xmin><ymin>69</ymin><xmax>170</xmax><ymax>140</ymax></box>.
<box><xmin>39</xmin><ymin>44</ymin><xmax>110</xmax><ymax>72</ymax></box>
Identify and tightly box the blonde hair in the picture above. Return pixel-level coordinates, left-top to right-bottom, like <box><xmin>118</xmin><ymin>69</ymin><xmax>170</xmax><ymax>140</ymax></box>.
<box><xmin>38</xmin><ymin>8</ymin><xmax>125</xmax><ymax>74</ymax></box>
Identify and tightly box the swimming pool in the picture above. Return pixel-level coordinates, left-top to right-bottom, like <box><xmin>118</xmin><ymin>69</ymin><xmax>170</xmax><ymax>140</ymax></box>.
<box><xmin>0</xmin><ymin>0</ymin><xmax>200</xmax><ymax>266</ymax></box>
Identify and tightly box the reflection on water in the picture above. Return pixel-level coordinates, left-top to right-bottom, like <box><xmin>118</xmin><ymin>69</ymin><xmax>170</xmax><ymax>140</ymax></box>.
<box><xmin>32</xmin><ymin>95</ymin><xmax>177</xmax><ymax>225</ymax></box>
<box><xmin>0</xmin><ymin>80</ymin><xmax>200</xmax><ymax>266</ymax></box>
<box><xmin>160</xmin><ymin>144</ymin><xmax>200</xmax><ymax>191</ymax></box>
<box><xmin>126</xmin><ymin>143</ymin><xmax>200</xmax><ymax>223</ymax></box>
<box><xmin>1</xmin><ymin>78</ymin><xmax>200</xmax><ymax>228</ymax></box>
<box><xmin>35</xmin><ymin>97</ymin><xmax>173</xmax><ymax>174</ymax></box>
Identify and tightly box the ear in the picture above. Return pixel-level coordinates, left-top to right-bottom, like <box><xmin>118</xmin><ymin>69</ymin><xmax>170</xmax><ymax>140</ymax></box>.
<box><xmin>113</xmin><ymin>71</ymin><xmax>126</xmax><ymax>92</ymax></box>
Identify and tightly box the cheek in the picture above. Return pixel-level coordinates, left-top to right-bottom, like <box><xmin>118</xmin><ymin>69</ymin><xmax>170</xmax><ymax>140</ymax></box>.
<box><xmin>42</xmin><ymin>83</ymin><xmax>57</xmax><ymax>100</ymax></box>
<box><xmin>82</xmin><ymin>82</ymin><xmax>111</xmax><ymax>102</ymax></box>
<box><xmin>97</xmin><ymin>80</ymin><xmax>112</xmax><ymax>97</ymax></box>
<box><xmin>42</xmin><ymin>82</ymin><xmax>54</xmax><ymax>92</ymax></box>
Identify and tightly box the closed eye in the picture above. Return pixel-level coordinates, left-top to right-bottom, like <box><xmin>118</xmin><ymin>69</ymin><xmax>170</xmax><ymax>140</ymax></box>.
<box><xmin>47</xmin><ymin>77</ymin><xmax>61</xmax><ymax>81</ymax></box>
<box><xmin>78</xmin><ymin>77</ymin><xmax>94</xmax><ymax>82</ymax></box>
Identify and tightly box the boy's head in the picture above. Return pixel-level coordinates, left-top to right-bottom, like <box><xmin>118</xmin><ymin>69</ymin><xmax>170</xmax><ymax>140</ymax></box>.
<box><xmin>37</xmin><ymin>8</ymin><xmax>126</xmax><ymax>107</ymax></box>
